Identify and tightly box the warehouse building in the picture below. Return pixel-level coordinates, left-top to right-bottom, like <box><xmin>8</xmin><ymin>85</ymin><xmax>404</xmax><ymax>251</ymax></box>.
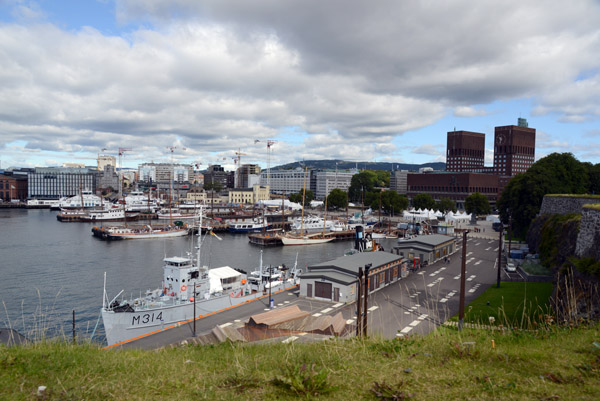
<box><xmin>394</xmin><ymin>234</ymin><xmax>457</xmax><ymax>268</ymax></box>
<box><xmin>300</xmin><ymin>251</ymin><xmax>406</xmax><ymax>303</ymax></box>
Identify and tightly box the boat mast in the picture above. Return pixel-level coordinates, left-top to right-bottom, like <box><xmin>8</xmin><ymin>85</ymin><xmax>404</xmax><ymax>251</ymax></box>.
<box><xmin>300</xmin><ymin>166</ymin><xmax>307</xmax><ymax>235</ymax></box>
<box><xmin>321</xmin><ymin>195</ymin><xmax>328</xmax><ymax>238</ymax></box>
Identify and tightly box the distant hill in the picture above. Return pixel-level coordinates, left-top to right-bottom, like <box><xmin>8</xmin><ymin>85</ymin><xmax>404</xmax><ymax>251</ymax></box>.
<box><xmin>272</xmin><ymin>160</ymin><xmax>446</xmax><ymax>171</ymax></box>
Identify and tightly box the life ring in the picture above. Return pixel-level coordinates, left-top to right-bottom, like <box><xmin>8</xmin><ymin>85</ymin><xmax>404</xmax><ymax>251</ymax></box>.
<box><xmin>181</xmin><ymin>285</ymin><xmax>187</xmax><ymax>291</ymax></box>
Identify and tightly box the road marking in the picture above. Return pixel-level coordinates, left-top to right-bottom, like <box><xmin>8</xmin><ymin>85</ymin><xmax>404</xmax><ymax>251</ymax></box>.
<box><xmin>404</xmin><ymin>311</ymin><xmax>411</xmax><ymax>314</ymax></box>
<box><xmin>278</xmin><ymin>303</ymin><xmax>284</xmax><ymax>306</ymax></box>
<box><xmin>469</xmin><ymin>284</ymin><xmax>482</xmax><ymax>293</ymax></box>
<box><xmin>400</xmin><ymin>326</ymin><xmax>413</xmax><ymax>334</ymax></box>
<box><xmin>234</xmin><ymin>319</ymin><xmax>241</xmax><ymax>322</ymax></box>
<box><xmin>368</xmin><ymin>306</ymin><xmax>379</xmax><ymax>312</ymax></box>
<box><xmin>474</xmin><ymin>242</ymin><xmax>481</xmax><ymax>246</ymax></box>
<box><xmin>409</xmin><ymin>320</ymin><xmax>421</xmax><ymax>327</ymax></box>
<box><xmin>282</xmin><ymin>336</ymin><xmax>298</xmax><ymax>344</ymax></box>
<box><xmin>332</xmin><ymin>303</ymin><xmax>343</xmax><ymax>308</ymax></box>
<box><xmin>284</xmin><ymin>301</ymin><xmax>290</xmax><ymax>304</ymax></box>
<box><xmin>220</xmin><ymin>322</ymin><xmax>232</xmax><ymax>328</ymax></box>
<box><xmin>485</xmin><ymin>247</ymin><xmax>491</xmax><ymax>251</ymax></box>
<box><xmin>428</xmin><ymin>277</ymin><xmax>445</xmax><ymax>286</ymax></box>
<box><xmin>466</xmin><ymin>274</ymin><xmax>476</xmax><ymax>282</ymax></box>
<box><xmin>418</xmin><ymin>271</ymin><xmax>425</xmax><ymax>275</ymax></box>
<box><xmin>321</xmin><ymin>307</ymin><xmax>333</xmax><ymax>313</ymax></box>
<box><xmin>418</xmin><ymin>314</ymin><xmax>428</xmax><ymax>320</ymax></box>
<box><xmin>415</xmin><ymin>304</ymin><xmax>421</xmax><ymax>307</ymax></box>
<box><xmin>466</xmin><ymin>257</ymin><xmax>475</xmax><ymax>264</ymax></box>
<box><xmin>439</xmin><ymin>298</ymin><xmax>448</xmax><ymax>303</ymax></box>
<box><xmin>467</xmin><ymin>252</ymin><xmax>473</xmax><ymax>256</ymax></box>
<box><xmin>454</xmin><ymin>275</ymin><xmax>461</xmax><ymax>280</ymax></box>
<box><xmin>346</xmin><ymin>319</ymin><xmax>355</xmax><ymax>324</ymax></box>
<box><xmin>312</xmin><ymin>313</ymin><xmax>322</xmax><ymax>317</ymax></box>
<box><xmin>474</xmin><ymin>260</ymin><xmax>482</xmax><ymax>265</ymax></box>
<box><xmin>493</xmin><ymin>247</ymin><xmax>499</xmax><ymax>251</ymax></box>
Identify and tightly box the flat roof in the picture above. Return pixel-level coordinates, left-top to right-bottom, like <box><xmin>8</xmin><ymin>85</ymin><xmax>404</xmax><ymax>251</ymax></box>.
<box><xmin>404</xmin><ymin>234</ymin><xmax>455</xmax><ymax>247</ymax></box>
<box><xmin>309</xmin><ymin>251</ymin><xmax>401</xmax><ymax>275</ymax></box>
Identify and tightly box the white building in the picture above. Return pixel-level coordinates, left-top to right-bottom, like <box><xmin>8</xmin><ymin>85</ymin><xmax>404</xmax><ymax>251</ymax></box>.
<box><xmin>313</xmin><ymin>169</ymin><xmax>357</xmax><ymax>199</ymax></box>
<box><xmin>259</xmin><ymin>168</ymin><xmax>307</xmax><ymax>196</ymax></box>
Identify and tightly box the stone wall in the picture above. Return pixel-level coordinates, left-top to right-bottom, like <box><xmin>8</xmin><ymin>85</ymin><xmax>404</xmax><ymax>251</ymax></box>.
<box><xmin>540</xmin><ymin>195</ymin><xmax>600</xmax><ymax>215</ymax></box>
<box><xmin>575</xmin><ymin>206</ymin><xmax>600</xmax><ymax>259</ymax></box>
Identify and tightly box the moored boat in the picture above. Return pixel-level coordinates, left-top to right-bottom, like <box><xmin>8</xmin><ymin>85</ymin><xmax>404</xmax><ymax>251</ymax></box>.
<box><xmin>100</xmin><ymin>215</ymin><xmax>300</xmax><ymax>347</ymax></box>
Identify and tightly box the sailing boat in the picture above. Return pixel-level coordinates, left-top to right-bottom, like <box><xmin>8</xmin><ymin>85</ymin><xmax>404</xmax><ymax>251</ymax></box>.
<box><xmin>281</xmin><ymin>167</ymin><xmax>334</xmax><ymax>246</ymax></box>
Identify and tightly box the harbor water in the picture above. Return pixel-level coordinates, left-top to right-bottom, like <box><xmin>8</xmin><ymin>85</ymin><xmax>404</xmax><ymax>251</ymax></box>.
<box><xmin>0</xmin><ymin>208</ymin><xmax>397</xmax><ymax>344</ymax></box>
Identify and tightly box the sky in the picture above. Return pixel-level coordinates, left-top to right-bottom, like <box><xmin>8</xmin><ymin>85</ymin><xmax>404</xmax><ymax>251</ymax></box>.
<box><xmin>0</xmin><ymin>0</ymin><xmax>599</xmax><ymax>171</ymax></box>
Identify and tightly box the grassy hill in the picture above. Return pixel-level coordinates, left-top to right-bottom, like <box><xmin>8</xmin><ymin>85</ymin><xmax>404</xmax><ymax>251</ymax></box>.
<box><xmin>1</xmin><ymin>323</ymin><xmax>598</xmax><ymax>400</ymax></box>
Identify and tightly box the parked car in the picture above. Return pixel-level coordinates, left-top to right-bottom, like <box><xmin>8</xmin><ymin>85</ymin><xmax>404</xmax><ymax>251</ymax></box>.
<box><xmin>505</xmin><ymin>262</ymin><xmax>517</xmax><ymax>272</ymax></box>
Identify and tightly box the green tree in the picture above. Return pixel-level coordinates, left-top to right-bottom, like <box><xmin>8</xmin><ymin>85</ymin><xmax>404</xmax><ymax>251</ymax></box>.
<box><xmin>289</xmin><ymin>189</ymin><xmax>314</xmax><ymax>206</ymax></box>
<box><xmin>373</xmin><ymin>170</ymin><xmax>390</xmax><ymax>187</ymax></box>
<box><xmin>465</xmin><ymin>192</ymin><xmax>491</xmax><ymax>216</ymax></box>
<box><xmin>497</xmin><ymin>152</ymin><xmax>591</xmax><ymax>237</ymax></box>
<box><xmin>348</xmin><ymin>171</ymin><xmax>377</xmax><ymax>202</ymax></box>
<box><xmin>376</xmin><ymin>191</ymin><xmax>409</xmax><ymax>215</ymax></box>
<box><xmin>326</xmin><ymin>188</ymin><xmax>348</xmax><ymax>210</ymax></box>
<box><xmin>203</xmin><ymin>181</ymin><xmax>223</xmax><ymax>192</ymax></box>
<box><xmin>437</xmin><ymin>197</ymin><xmax>457</xmax><ymax>214</ymax></box>
<box><xmin>412</xmin><ymin>193</ymin><xmax>436</xmax><ymax>210</ymax></box>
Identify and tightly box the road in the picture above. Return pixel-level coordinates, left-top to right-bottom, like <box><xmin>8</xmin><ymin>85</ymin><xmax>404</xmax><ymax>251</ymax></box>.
<box><xmin>116</xmin><ymin>230</ymin><xmax>504</xmax><ymax>349</ymax></box>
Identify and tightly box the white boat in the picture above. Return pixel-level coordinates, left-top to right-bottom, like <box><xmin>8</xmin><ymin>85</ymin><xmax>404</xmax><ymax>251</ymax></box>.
<box><xmin>80</xmin><ymin>207</ymin><xmax>137</xmax><ymax>222</ymax></box>
<box><xmin>157</xmin><ymin>208</ymin><xmax>203</xmax><ymax>220</ymax></box>
<box><xmin>100</xmin><ymin>215</ymin><xmax>300</xmax><ymax>347</ymax></box>
<box><xmin>56</xmin><ymin>190</ymin><xmax>103</xmax><ymax>209</ymax></box>
<box><xmin>290</xmin><ymin>216</ymin><xmax>335</xmax><ymax>233</ymax></box>
<box><xmin>123</xmin><ymin>191</ymin><xmax>159</xmax><ymax>212</ymax></box>
<box><xmin>227</xmin><ymin>217</ymin><xmax>271</xmax><ymax>233</ymax></box>
<box><xmin>280</xmin><ymin>234</ymin><xmax>334</xmax><ymax>245</ymax></box>
<box><xmin>92</xmin><ymin>223</ymin><xmax>189</xmax><ymax>240</ymax></box>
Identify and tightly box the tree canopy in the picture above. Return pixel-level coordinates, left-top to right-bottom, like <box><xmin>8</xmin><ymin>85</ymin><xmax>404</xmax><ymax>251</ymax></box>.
<box><xmin>326</xmin><ymin>188</ymin><xmax>348</xmax><ymax>210</ymax></box>
<box><xmin>289</xmin><ymin>189</ymin><xmax>314</xmax><ymax>206</ymax></box>
<box><xmin>465</xmin><ymin>192</ymin><xmax>491</xmax><ymax>216</ymax></box>
<box><xmin>348</xmin><ymin>170</ymin><xmax>378</xmax><ymax>202</ymax></box>
<box><xmin>497</xmin><ymin>152</ymin><xmax>598</xmax><ymax>237</ymax></box>
<box><xmin>412</xmin><ymin>193</ymin><xmax>436</xmax><ymax>210</ymax></box>
<box><xmin>437</xmin><ymin>197</ymin><xmax>457</xmax><ymax>214</ymax></box>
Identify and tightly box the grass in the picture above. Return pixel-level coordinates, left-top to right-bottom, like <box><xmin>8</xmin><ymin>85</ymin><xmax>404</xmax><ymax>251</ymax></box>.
<box><xmin>451</xmin><ymin>282</ymin><xmax>554</xmax><ymax>328</ymax></box>
<box><xmin>0</xmin><ymin>325</ymin><xmax>599</xmax><ymax>400</ymax></box>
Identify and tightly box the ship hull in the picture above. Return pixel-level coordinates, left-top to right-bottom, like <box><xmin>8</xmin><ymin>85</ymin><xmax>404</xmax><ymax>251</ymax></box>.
<box><xmin>102</xmin><ymin>280</ymin><xmax>298</xmax><ymax>347</ymax></box>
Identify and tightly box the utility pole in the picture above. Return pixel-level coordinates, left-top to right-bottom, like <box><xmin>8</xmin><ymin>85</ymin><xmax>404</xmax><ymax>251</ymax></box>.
<box><xmin>458</xmin><ymin>231</ymin><xmax>468</xmax><ymax>331</ymax></box>
<box><xmin>356</xmin><ymin>267</ymin><xmax>363</xmax><ymax>337</ymax></box>
<box><xmin>362</xmin><ymin>263</ymin><xmax>372</xmax><ymax>337</ymax></box>
<box><xmin>497</xmin><ymin>223</ymin><xmax>503</xmax><ymax>288</ymax></box>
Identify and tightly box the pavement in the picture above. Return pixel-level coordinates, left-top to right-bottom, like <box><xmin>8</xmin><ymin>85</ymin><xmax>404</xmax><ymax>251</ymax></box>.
<box><xmin>113</xmin><ymin>225</ymin><xmax>505</xmax><ymax>349</ymax></box>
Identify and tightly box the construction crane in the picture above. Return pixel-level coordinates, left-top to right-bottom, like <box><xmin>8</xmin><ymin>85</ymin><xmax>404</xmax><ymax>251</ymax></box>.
<box><xmin>255</xmin><ymin>139</ymin><xmax>278</xmax><ymax>187</ymax></box>
<box><xmin>117</xmin><ymin>147</ymin><xmax>132</xmax><ymax>198</ymax></box>
<box><xmin>234</xmin><ymin>148</ymin><xmax>247</xmax><ymax>188</ymax></box>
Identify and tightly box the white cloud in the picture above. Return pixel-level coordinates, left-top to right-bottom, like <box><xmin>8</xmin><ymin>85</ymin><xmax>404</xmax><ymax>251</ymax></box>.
<box><xmin>1</xmin><ymin>0</ymin><xmax>600</xmax><ymax>167</ymax></box>
<box><xmin>453</xmin><ymin>106</ymin><xmax>488</xmax><ymax>118</ymax></box>
<box><xmin>412</xmin><ymin>144</ymin><xmax>442</xmax><ymax>156</ymax></box>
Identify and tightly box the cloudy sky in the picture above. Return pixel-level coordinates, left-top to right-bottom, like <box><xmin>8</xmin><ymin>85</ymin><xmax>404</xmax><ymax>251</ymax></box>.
<box><xmin>1</xmin><ymin>0</ymin><xmax>599</xmax><ymax>170</ymax></box>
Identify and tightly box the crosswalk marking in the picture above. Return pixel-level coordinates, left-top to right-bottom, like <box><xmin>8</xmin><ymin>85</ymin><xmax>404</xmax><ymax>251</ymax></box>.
<box><xmin>485</xmin><ymin>247</ymin><xmax>491</xmax><ymax>251</ymax></box>
<box><xmin>368</xmin><ymin>306</ymin><xmax>379</xmax><ymax>312</ymax></box>
<box><xmin>321</xmin><ymin>307</ymin><xmax>333</xmax><ymax>313</ymax></box>
<box><xmin>332</xmin><ymin>303</ymin><xmax>343</xmax><ymax>308</ymax></box>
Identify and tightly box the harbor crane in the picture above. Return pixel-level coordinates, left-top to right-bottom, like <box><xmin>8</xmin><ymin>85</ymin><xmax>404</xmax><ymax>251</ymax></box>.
<box><xmin>254</xmin><ymin>139</ymin><xmax>278</xmax><ymax>187</ymax></box>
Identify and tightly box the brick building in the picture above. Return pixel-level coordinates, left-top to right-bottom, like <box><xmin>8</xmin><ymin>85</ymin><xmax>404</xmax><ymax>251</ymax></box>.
<box><xmin>407</xmin><ymin>118</ymin><xmax>536</xmax><ymax>210</ymax></box>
